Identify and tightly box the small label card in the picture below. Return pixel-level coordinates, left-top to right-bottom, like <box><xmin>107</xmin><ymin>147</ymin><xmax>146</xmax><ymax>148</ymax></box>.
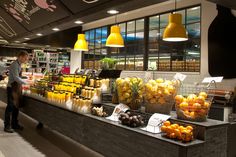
<box><xmin>174</xmin><ymin>73</ymin><xmax>187</xmax><ymax>81</ymax></box>
<box><xmin>141</xmin><ymin>113</ymin><xmax>171</xmax><ymax>134</ymax></box>
<box><xmin>202</xmin><ymin>76</ymin><xmax>223</xmax><ymax>83</ymax></box>
<box><xmin>106</xmin><ymin>103</ymin><xmax>130</xmax><ymax>122</ymax></box>
<box><xmin>66</xmin><ymin>99</ymin><xmax>73</xmax><ymax>110</ymax></box>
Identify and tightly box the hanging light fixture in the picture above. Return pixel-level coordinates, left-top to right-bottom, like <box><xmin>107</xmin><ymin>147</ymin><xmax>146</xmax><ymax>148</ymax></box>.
<box><xmin>106</xmin><ymin>12</ymin><xmax>124</xmax><ymax>47</ymax></box>
<box><xmin>163</xmin><ymin>0</ymin><xmax>188</xmax><ymax>42</ymax></box>
<box><xmin>74</xmin><ymin>34</ymin><xmax>88</xmax><ymax>51</ymax></box>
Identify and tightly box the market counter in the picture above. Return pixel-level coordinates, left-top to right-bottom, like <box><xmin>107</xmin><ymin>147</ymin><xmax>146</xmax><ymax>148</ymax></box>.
<box><xmin>0</xmin><ymin>87</ymin><xmax>229</xmax><ymax>157</ymax></box>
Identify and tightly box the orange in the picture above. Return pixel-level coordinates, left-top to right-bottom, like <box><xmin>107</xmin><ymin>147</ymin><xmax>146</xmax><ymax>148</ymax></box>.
<box><xmin>174</xmin><ymin>129</ymin><xmax>182</xmax><ymax>139</ymax></box>
<box><xmin>190</xmin><ymin>111</ymin><xmax>196</xmax><ymax>118</ymax></box>
<box><xmin>199</xmin><ymin>92</ymin><xmax>207</xmax><ymax>99</ymax></box>
<box><xmin>178</xmin><ymin>126</ymin><xmax>185</xmax><ymax>132</ymax></box>
<box><xmin>166</xmin><ymin>126</ymin><xmax>173</xmax><ymax>134</ymax></box>
<box><xmin>198</xmin><ymin>109</ymin><xmax>207</xmax><ymax>116</ymax></box>
<box><xmin>179</xmin><ymin>102</ymin><xmax>189</xmax><ymax>109</ymax></box>
<box><xmin>193</xmin><ymin>103</ymin><xmax>202</xmax><ymax>109</ymax></box>
<box><xmin>204</xmin><ymin>101</ymin><xmax>210</xmax><ymax>109</ymax></box>
<box><xmin>187</xmin><ymin>94</ymin><xmax>197</xmax><ymax>105</ymax></box>
<box><xmin>175</xmin><ymin>95</ymin><xmax>184</xmax><ymax>104</ymax></box>
<box><xmin>170</xmin><ymin>124</ymin><xmax>177</xmax><ymax>130</ymax></box>
<box><xmin>161</xmin><ymin>126</ymin><xmax>167</xmax><ymax>132</ymax></box>
<box><xmin>184</xmin><ymin>110</ymin><xmax>190</xmax><ymax>116</ymax></box>
<box><xmin>186</xmin><ymin>126</ymin><xmax>193</xmax><ymax>131</ymax></box>
<box><xmin>163</xmin><ymin>121</ymin><xmax>171</xmax><ymax>126</ymax></box>
<box><xmin>169</xmin><ymin>133</ymin><xmax>176</xmax><ymax>139</ymax></box>
<box><xmin>195</xmin><ymin>95</ymin><xmax>205</xmax><ymax>105</ymax></box>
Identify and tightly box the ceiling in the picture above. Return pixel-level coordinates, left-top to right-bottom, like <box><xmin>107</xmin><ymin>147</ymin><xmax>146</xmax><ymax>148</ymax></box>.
<box><xmin>0</xmin><ymin>0</ymin><xmax>167</xmax><ymax>45</ymax></box>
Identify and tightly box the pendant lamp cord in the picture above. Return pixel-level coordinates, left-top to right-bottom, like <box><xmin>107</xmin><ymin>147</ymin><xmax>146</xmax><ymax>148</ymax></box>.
<box><xmin>115</xmin><ymin>14</ymin><xmax>117</xmax><ymax>24</ymax></box>
<box><xmin>174</xmin><ymin>0</ymin><xmax>177</xmax><ymax>12</ymax></box>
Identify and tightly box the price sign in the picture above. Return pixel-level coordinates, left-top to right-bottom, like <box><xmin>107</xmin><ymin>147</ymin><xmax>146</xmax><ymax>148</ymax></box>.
<box><xmin>141</xmin><ymin>113</ymin><xmax>171</xmax><ymax>133</ymax></box>
<box><xmin>174</xmin><ymin>73</ymin><xmax>187</xmax><ymax>81</ymax></box>
<box><xmin>202</xmin><ymin>76</ymin><xmax>223</xmax><ymax>83</ymax></box>
<box><xmin>106</xmin><ymin>103</ymin><xmax>130</xmax><ymax>122</ymax></box>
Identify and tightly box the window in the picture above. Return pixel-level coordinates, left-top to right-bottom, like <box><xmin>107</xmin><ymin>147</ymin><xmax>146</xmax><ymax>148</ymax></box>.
<box><xmin>83</xmin><ymin>5</ymin><xmax>201</xmax><ymax>72</ymax></box>
<box><xmin>108</xmin><ymin>19</ymin><xmax>145</xmax><ymax>70</ymax></box>
<box><xmin>148</xmin><ymin>6</ymin><xmax>201</xmax><ymax>72</ymax></box>
<box><xmin>83</xmin><ymin>26</ymin><xmax>108</xmax><ymax>69</ymax></box>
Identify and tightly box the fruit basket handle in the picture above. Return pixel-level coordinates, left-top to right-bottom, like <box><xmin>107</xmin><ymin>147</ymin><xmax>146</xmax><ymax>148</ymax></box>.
<box><xmin>206</xmin><ymin>80</ymin><xmax>216</xmax><ymax>101</ymax></box>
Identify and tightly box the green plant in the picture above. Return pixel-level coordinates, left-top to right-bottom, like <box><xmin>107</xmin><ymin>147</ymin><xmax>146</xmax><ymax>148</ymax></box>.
<box><xmin>100</xmin><ymin>57</ymin><xmax>118</xmax><ymax>70</ymax></box>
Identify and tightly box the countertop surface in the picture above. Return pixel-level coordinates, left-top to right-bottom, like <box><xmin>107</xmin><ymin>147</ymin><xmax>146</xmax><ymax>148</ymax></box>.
<box><xmin>23</xmin><ymin>93</ymin><xmax>206</xmax><ymax>148</ymax></box>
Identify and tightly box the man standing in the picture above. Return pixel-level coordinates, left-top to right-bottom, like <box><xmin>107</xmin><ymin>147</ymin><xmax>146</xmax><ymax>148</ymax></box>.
<box><xmin>4</xmin><ymin>51</ymin><xmax>28</xmax><ymax>133</ymax></box>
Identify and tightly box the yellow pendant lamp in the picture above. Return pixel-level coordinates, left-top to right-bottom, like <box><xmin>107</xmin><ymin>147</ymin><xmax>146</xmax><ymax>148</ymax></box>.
<box><xmin>163</xmin><ymin>0</ymin><xmax>188</xmax><ymax>42</ymax></box>
<box><xmin>74</xmin><ymin>34</ymin><xmax>88</xmax><ymax>51</ymax></box>
<box><xmin>106</xmin><ymin>25</ymin><xmax>124</xmax><ymax>47</ymax></box>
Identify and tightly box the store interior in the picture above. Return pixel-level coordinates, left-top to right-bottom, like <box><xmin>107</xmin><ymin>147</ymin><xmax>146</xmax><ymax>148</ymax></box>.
<box><xmin>0</xmin><ymin>0</ymin><xmax>236</xmax><ymax>157</ymax></box>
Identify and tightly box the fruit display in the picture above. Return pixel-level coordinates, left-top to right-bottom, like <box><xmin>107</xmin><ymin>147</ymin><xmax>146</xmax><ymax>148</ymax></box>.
<box><xmin>144</xmin><ymin>79</ymin><xmax>180</xmax><ymax>114</ymax></box>
<box><xmin>175</xmin><ymin>92</ymin><xmax>211</xmax><ymax>122</ymax></box>
<box><xmin>116</xmin><ymin>77</ymin><xmax>144</xmax><ymax>110</ymax></box>
<box><xmin>119</xmin><ymin>112</ymin><xmax>145</xmax><ymax>128</ymax></box>
<box><xmin>161</xmin><ymin>121</ymin><xmax>194</xmax><ymax>142</ymax></box>
<box><xmin>91</xmin><ymin>106</ymin><xmax>108</xmax><ymax>117</ymax></box>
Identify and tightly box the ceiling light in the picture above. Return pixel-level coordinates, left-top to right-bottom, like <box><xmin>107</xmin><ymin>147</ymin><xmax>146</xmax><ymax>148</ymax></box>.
<box><xmin>22</xmin><ymin>43</ymin><xmax>27</xmax><ymax>45</ymax></box>
<box><xmin>24</xmin><ymin>38</ymin><xmax>30</xmax><ymax>40</ymax></box>
<box><xmin>74</xmin><ymin>20</ymin><xmax>83</xmax><ymax>24</ymax></box>
<box><xmin>74</xmin><ymin>34</ymin><xmax>88</xmax><ymax>51</ymax></box>
<box><xmin>52</xmin><ymin>28</ymin><xmax>60</xmax><ymax>31</ymax></box>
<box><xmin>14</xmin><ymin>41</ymin><xmax>20</xmax><ymax>43</ymax></box>
<box><xmin>107</xmin><ymin>10</ymin><xmax>119</xmax><ymax>15</ymax></box>
<box><xmin>36</xmin><ymin>33</ymin><xmax>43</xmax><ymax>36</ymax></box>
<box><xmin>106</xmin><ymin>25</ymin><xmax>124</xmax><ymax>47</ymax></box>
<box><xmin>163</xmin><ymin>0</ymin><xmax>188</xmax><ymax>42</ymax></box>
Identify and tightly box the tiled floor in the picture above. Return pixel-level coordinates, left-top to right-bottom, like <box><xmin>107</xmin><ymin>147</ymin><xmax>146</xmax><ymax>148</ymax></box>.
<box><xmin>0</xmin><ymin>101</ymin><xmax>103</xmax><ymax>157</ymax></box>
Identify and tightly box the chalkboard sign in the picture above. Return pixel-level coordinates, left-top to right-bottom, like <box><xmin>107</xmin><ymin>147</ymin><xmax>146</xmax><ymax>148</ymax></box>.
<box><xmin>208</xmin><ymin>5</ymin><xmax>236</xmax><ymax>78</ymax></box>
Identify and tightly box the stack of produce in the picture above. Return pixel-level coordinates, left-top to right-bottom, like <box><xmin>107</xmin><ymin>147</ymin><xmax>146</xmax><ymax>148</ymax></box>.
<box><xmin>119</xmin><ymin>112</ymin><xmax>144</xmax><ymax>128</ymax></box>
<box><xmin>116</xmin><ymin>77</ymin><xmax>144</xmax><ymax>110</ymax></box>
<box><xmin>144</xmin><ymin>79</ymin><xmax>180</xmax><ymax>114</ymax></box>
<box><xmin>175</xmin><ymin>92</ymin><xmax>211</xmax><ymax>122</ymax></box>
<box><xmin>161</xmin><ymin>121</ymin><xmax>194</xmax><ymax>142</ymax></box>
<box><xmin>91</xmin><ymin>106</ymin><xmax>108</xmax><ymax>117</ymax></box>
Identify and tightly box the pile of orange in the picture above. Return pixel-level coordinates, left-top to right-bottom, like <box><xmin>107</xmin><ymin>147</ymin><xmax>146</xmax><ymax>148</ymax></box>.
<box><xmin>161</xmin><ymin>121</ymin><xmax>193</xmax><ymax>142</ymax></box>
<box><xmin>175</xmin><ymin>92</ymin><xmax>211</xmax><ymax>119</ymax></box>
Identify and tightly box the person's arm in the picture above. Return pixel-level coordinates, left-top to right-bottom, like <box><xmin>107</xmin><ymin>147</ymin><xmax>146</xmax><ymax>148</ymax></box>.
<box><xmin>10</xmin><ymin>62</ymin><xmax>26</xmax><ymax>85</ymax></box>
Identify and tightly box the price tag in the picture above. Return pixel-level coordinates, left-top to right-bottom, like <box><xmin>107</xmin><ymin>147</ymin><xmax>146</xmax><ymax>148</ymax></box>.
<box><xmin>66</xmin><ymin>100</ymin><xmax>73</xmax><ymax>110</ymax></box>
<box><xmin>106</xmin><ymin>103</ymin><xmax>130</xmax><ymax>122</ymax></box>
<box><xmin>174</xmin><ymin>73</ymin><xmax>187</xmax><ymax>81</ymax></box>
<box><xmin>141</xmin><ymin>113</ymin><xmax>171</xmax><ymax>134</ymax></box>
<box><xmin>202</xmin><ymin>76</ymin><xmax>223</xmax><ymax>83</ymax></box>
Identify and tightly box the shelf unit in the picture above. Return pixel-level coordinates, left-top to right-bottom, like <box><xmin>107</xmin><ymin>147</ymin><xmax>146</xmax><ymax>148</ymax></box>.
<box><xmin>29</xmin><ymin>49</ymin><xmax>70</xmax><ymax>73</ymax></box>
